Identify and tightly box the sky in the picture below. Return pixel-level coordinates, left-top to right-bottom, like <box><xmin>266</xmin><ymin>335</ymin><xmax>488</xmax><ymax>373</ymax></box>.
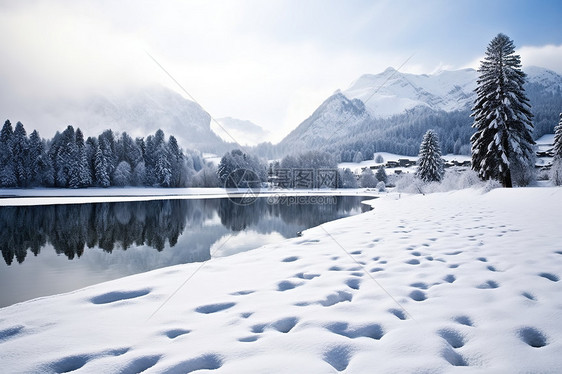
<box><xmin>1</xmin><ymin>0</ymin><xmax>562</xmax><ymax>143</ymax></box>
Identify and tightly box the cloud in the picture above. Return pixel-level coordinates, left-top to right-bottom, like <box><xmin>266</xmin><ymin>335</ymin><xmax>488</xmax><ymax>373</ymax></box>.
<box><xmin>518</xmin><ymin>44</ymin><xmax>562</xmax><ymax>74</ymax></box>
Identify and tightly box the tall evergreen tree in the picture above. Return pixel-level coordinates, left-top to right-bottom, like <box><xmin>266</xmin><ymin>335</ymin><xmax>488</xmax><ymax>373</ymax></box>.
<box><xmin>551</xmin><ymin>113</ymin><xmax>562</xmax><ymax>185</ymax></box>
<box><xmin>12</xmin><ymin>122</ymin><xmax>30</xmax><ymax>187</ymax></box>
<box><xmin>554</xmin><ymin>113</ymin><xmax>562</xmax><ymax>159</ymax></box>
<box><xmin>416</xmin><ymin>129</ymin><xmax>444</xmax><ymax>183</ymax></box>
<box><xmin>0</xmin><ymin>120</ymin><xmax>16</xmax><ymax>187</ymax></box>
<box><xmin>75</xmin><ymin>129</ymin><xmax>92</xmax><ymax>187</ymax></box>
<box><xmin>375</xmin><ymin>166</ymin><xmax>388</xmax><ymax>184</ymax></box>
<box><xmin>94</xmin><ymin>141</ymin><xmax>110</xmax><ymax>187</ymax></box>
<box><xmin>471</xmin><ymin>33</ymin><xmax>535</xmax><ymax>187</ymax></box>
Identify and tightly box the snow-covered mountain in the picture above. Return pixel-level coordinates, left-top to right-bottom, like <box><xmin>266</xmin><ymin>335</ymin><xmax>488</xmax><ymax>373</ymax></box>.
<box><xmin>343</xmin><ymin>67</ymin><xmax>477</xmax><ymax>117</ymax></box>
<box><xmin>212</xmin><ymin>117</ymin><xmax>271</xmax><ymax>146</ymax></box>
<box><xmin>276</xmin><ymin>66</ymin><xmax>562</xmax><ymax>157</ymax></box>
<box><xmin>6</xmin><ymin>85</ymin><xmax>228</xmax><ymax>153</ymax></box>
<box><xmin>278</xmin><ymin>92</ymin><xmax>371</xmax><ymax>151</ymax></box>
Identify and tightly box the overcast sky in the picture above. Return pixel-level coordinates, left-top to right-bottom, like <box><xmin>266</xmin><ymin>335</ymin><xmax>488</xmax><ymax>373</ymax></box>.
<box><xmin>1</xmin><ymin>0</ymin><xmax>561</xmax><ymax>142</ymax></box>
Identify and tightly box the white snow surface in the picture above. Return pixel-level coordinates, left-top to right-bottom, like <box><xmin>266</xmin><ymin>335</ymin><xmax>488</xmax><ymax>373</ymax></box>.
<box><xmin>1</xmin><ymin>187</ymin><xmax>562</xmax><ymax>373</ymax></box>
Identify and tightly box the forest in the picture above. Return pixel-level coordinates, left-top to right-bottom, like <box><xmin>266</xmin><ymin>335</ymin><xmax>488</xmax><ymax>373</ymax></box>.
<box><xmin>0</xmin><ymin>120</ymin><xmax>218</xmax><ymax>188</ymax></box>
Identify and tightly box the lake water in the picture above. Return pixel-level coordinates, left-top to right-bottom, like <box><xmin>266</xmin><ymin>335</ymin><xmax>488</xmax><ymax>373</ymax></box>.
<box><xmin>0</xmin><ymin>196</ymin><xmax>371</xmax><ymax>308</ymax></box>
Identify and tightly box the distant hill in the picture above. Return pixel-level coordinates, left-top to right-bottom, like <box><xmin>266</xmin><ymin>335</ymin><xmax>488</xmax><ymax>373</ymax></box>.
<box><xmin>213</xmin><ymin>117</ymin><xmax>271</xmax><ymax>146</ymax></box>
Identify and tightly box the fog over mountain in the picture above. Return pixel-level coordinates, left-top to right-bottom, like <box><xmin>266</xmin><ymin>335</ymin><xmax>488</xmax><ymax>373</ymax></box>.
<box><xmin>213</xmin><ymin>117</ymin><xmax>271</xmax><ymax>146</ymax></box>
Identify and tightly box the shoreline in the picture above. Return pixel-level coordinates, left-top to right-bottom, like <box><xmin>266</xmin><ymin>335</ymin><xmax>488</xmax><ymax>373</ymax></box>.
<box><xmin>0</xmin><ymin>187</ymin><xmax>378</xmax><ymax>206</ymax></box>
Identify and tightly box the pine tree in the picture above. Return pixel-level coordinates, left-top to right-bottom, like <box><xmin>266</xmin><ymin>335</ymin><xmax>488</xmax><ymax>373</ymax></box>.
<box><xmin>375</xmin><ymin>166</ymin><xmax>388</xmax><ymax>184</ymax></box>
<box><xmin>551</xmin><ymin>113</ymin><xmax>562</xmax><ymax>185</ymax></box>
<box><xmin>359</xmin><ymin>168</ymin><xmax>377</xmax><ymax>188</ymax></box>
<box><xmin>416</xmin><ymin>129</ymin><xmax>444</xmax><ymax>183</ymax></box>
<box><xmin>0</xmin><ymin>120</ymin><xmax>17</xmax><ymax>187</ymax></box>
<box><xmin>75</xmin><ymin>129</ymin><xmax>92</xmax><ymax>187</ymax></box>
<box><xmin>471</xmin><ymin>33</ymin><xmax>535</xmax><ymax>187</ymax></box>
<box><xmin>94</xmin><ymin>143</ymin><xmax>110</xmax><ymax>187</ymax></box>
<box><xmin>340</xmin><ymin>168</ymin><xmax>358</xmax><ymax>188</ymax></box>
<box><xmin>554</xmin><ymin>113</ymin><xmax>562</xmax><ymax>159</ymax></box>
<box><xmin>12</xmin><ymin>122</ymin><xmax>30</xmax><ymax>187</ymax></box>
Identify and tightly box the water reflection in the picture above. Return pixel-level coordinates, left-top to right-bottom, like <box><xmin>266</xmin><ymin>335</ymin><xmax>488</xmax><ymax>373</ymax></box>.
<box><xmin>1</xmin><ymin>196</ymin><xmax>369</xmax><ymax>266</ymax></box>
<box><xmin>0</xmin><ymin>196</ymin><xmax>371</xmax><ymax>307</ymax></box>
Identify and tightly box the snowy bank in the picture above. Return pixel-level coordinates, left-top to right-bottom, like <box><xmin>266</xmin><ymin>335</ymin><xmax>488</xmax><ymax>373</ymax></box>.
<box><xmin>1</xmin><ymin>187</ymin><xmax>561</xmax><ymax>373</ymax></box>
<box><xmin>0</xmin><ymin>187</ymin><xmax>374</xmax><ymax>207</ymax></box>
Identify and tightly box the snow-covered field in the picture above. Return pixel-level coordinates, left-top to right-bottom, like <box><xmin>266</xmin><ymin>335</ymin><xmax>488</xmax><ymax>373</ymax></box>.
<box><xmin>1</xmin><ymin>187</ymin><xmax>561</xmax><ymax>373</ymax></box>
<box><xmin>339</xmin><ymin>152</ymin><xmax>471</xmax><ymax>175</ymax></box>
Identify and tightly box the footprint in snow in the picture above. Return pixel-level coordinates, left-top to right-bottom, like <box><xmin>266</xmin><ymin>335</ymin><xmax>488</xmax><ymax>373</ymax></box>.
<box><xmin>195</xmin><ymin>302</ymin><xmax>236</xmax><ymax>314</ymax></box>
<box><xmin>389</xmin><ymin>309</ymin><xmax>407</xmax><ymax>320</ymax></box>
<box><xmin>538</xmin><ymin>273</ymin><xmax>559</xmax><ymax>282</ymax></box>
<box><xmin>438</xmin><ymin>328</ymin><xmax>466</xmax><ymax>348</ymax></box>
<box><xmin>409</xmin><ymin>290</ymin><xmax>427</xmax><ymax>301</ymax></box>
<box><xmin>161</xmin><ymin>353</ymin><xmax>223</xmax><ymax>373</ymax></box>
<box><xmin>277</xmin><ymin>280</ymin><xmax>304</xmax><ymax>291</ymax></box>
<box><xmin>90</xmin><ymin>289</ymin><xmax>151</xmax><ymax>305</ymax></box>
<box><xmin>294</xmin><ymin>272</ymin><xmax>320</xmax><ymax>280</ymax></box>
<box><xmin>118</xmin><ymin>355</ymin><xmax>161</xmax><ymax>373</ymax></box>
<box><xmin>325</xmin><ymin>321</ymin><xmax>384</xmax><ymax>340</ymax></box>
<box><xmin>476</xmin><ymin>280</ymin><xmax>499</xmax><ymax>289</ymax></box>
<box><xmin>410</xmin><ymin>282</ymin><xmax>429</xmax><ymax>290</ymax></box>
<box><xmin>230</xmin><ymin>290</ymin><xmax>255</xmax><ymax>296</ymax></box>
<box><xmin>323</xmin><ymin>344</ymin><xmax>354</xmax><ymax>372</ymax></box>
<box><xmin>443</xmin><ymin>274</ymin><xmax>456</xmax><ymax>283</ymax></box>
<box><xmin>453</xmin><ymin>315</ymin><xmax>473</xmax><ymax>327</ymax></box>
<box><xmin>282</xmin><ymin>256</ymin><xmax>299</xmax><ymax>263</ymax></box>
<box><xmin>0</xmin><ymin>325</ymin><xmax>25</xmax><ymax>343</ymax></box>
<box><xmin>165</xmin><ymin>329</ymin><xmax>191</xmax><ymax>339</ymax></box>
<box><xmin>518</xmin><ymin>326</ymin><xmax>548</xmax><ymax>348</ymax></box>
<box><xmin>345</xmin><ymin>278</ymin><xmax>361</xmax><ymax>290</ymax></box>
<box><xmin>318</xmin><ymin>291</ymin><xmax>353</xmax><ymax>307</ymax></box>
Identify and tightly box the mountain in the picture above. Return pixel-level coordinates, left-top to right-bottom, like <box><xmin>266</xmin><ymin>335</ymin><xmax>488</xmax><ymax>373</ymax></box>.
<box><xmin>276</xmin><ymin>66</ymin><xmax>562</xmax><ymax>159</ymax></box>
<box><xmin>5</xmin><ymin>85</ymin><xmax>229</xmax><ymax>153</ymax></box>
<box><xmin>344</xmin><ymin>67</ymin><xmax>477</xmax><ymax>117</ymax></box>
<box><xmin>212</xmin><ymin>117</ymin><xmax>271</xmax><ymax>146</ymax></box>
<box><xmin>279</xmin><ymin>92</ymin><xmax>371</xmax><ymax>151</ymax></box>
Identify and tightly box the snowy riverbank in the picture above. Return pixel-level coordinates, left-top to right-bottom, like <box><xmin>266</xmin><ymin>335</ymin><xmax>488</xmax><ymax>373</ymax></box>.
<box><xmin>0</xmin><ymin>187</ymin><xmax>376</xmax><ymax>206</ymax></box>
<box><xmin>1</xmin><ymin>187</ymin><xmax>561</xmax><ymax>373</ymax></box>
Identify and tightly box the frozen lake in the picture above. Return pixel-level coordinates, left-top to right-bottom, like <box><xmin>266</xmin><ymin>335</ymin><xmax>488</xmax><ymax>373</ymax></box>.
<box><xmin>0</xmin><ymin>195</ymin><xmax>370</xmax><ymax>307</ymax></box>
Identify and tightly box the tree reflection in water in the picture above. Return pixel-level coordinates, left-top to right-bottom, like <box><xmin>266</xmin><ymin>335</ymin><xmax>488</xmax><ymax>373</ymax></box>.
<box><xmin>0</xmin><ymin>196</ymin><xmax>369</xmax><ymax>266</ymax></box>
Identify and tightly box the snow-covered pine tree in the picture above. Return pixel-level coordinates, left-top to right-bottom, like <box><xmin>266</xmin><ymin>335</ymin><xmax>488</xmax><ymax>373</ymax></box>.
<box><xmin>551</xmin><ymin>113</ymin><xmax>562</xmax><ymax>185</ymax></box>
<box><xmin>359</xmin><ymin>168</ymin><xmax>377</xmax><ymax>188</ymax></box>
<box><xmin>12</xmin><ymin>122</ymin><xmax>30</xmax><ymax>187</ymax></box>
<box><xmin>94</xmin><ymin>142</ymin><xmax>110</xmax><ymax>187</ymax></box>
<box><xmin>0</xmin><ymin>120</ymin><xmax>17</xmax><ymax>187</ymax></box>
<box><xmin>471</xmin><ymin>33</ymin><xmax>535</xmax><ymax>187</ymax></box>
<box><xmin>416</xmin><ymin>129</ymin><xmax>444</xmax><ymax>183</ymax></box>
<box><xmin>375</xmin><ymin>166</ymin><xmax>388</xmax><ymax>184</ymax></box>
<box><xmin>340</xmin><ymin>168</ymin><xmax>358</xmax><ymax>188</ymax></box>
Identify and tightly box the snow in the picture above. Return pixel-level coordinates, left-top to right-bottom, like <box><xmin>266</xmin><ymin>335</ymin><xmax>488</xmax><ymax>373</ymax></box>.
<box><xmin>0</xmin><ymin>187</ymin><xmax>373</xmax><ymax>207</ymax></box>
<box><xmin>1</xmin><ymin>186</ymin><xmax>561</xmax><ymax>373</ymax></box>
<box><xmin>339</xmin><ymin>152</ymin><xmax>471</xmax><ymax>175</ymax></box>
<box><xmin>343</xmin><ymin>68</ymin><xmax>478</xmax><ymax>117</ymax></box>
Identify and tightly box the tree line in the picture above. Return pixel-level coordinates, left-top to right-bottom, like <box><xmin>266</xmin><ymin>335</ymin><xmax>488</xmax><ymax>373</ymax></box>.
<box><xmin>0</xmin><ymin>121</ymin><xmax>219</xmax><ymax>188</ymax></box>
